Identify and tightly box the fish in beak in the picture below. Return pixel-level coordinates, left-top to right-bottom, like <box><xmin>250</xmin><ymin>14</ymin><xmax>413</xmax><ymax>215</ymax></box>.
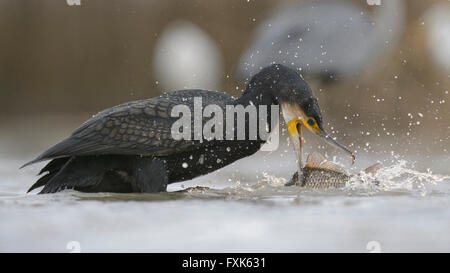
<box><xmin>282</xmin><ymin>103</ymin><xmax>355</xmax><ymax>174</ymax></box>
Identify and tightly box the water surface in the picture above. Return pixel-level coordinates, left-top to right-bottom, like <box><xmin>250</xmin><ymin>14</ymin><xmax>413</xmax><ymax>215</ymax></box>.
<box><xmin>1</xmin><ymin>149</ymin><xmax>449</xmax><ymax>252</ymax></box>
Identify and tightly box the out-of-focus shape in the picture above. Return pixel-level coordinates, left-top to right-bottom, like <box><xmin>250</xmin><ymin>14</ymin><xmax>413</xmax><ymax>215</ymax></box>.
<box><xmin>423</xmin><ymin>2</ymin><xmax>450</xmax><ymax>71</ymax></box>
<box><xmin>153</xmin><ymin>20</ymin><xmax>224</xmax><ymax>91</ymax></box>
<box><xmin>237</xmin><ymin>0</ymin><xmax>405</xmax><ymax>82</ymax></box>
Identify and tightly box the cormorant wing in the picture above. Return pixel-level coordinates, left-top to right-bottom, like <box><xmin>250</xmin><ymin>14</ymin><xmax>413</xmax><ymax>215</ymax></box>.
<box><xmin>22</xmin><ymin>89</ymin><xmax>235</xmax><ymax>168</ymax></box>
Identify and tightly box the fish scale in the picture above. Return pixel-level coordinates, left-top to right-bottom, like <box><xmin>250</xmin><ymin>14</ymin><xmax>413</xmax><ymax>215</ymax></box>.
<box><xmin>303</xmin><ymin>168</ymin><xmax>349</xmax><ymax>188</ymax></box>
<box><xmin>287</xmin><ymin>168</ymin><xmax>349</xmax><ymax>189</ymax></box>
<box><xmin>286</xmin><ymin>152</ymin><xmax>381</xmax><ymax>189</ymax></box>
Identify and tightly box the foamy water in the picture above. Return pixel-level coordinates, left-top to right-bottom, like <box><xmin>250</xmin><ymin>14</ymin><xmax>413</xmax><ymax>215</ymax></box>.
<box><xmin>1</xmin><ymin>151</ymin><xmax>449</xmax><ymax>252</ymax></box>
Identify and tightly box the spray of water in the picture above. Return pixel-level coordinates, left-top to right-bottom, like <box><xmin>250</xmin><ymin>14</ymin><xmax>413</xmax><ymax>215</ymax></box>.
<box><xmin>347</xmin><ymin>159</ymin><xmax>450</xmax><ymax>196</ymax></box>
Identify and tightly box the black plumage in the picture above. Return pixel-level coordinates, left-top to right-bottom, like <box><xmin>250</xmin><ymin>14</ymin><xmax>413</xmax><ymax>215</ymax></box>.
<box><xmin>22</xmin><ymin>64</ymin><xmax>322</xmax><ymax>194</ymax></box>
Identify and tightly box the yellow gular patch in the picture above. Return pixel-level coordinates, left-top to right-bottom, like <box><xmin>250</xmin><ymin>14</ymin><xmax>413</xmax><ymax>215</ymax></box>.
<box><xmin>287</xmin><ymin>118</ymin><xmax>301</xmax><ymax>136</ymax></box>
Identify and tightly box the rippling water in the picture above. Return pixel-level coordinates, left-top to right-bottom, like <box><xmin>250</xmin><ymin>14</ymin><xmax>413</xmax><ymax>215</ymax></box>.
<box><xmin>1</xmin><ymin>149</ymin><xmax>449</xmax><ymax>252</ymax></box>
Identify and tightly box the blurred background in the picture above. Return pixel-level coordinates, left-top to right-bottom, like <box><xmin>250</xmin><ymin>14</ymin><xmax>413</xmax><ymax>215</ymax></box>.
<box><xmin>0</xmin><ymin>0</ymin><xmax>448</xmax><ymax>164</ymax></box>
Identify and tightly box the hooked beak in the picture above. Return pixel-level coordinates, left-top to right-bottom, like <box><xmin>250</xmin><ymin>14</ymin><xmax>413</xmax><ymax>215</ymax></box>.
<box><xmin>287</xmin><ymin>118</ymin><xmax>355</xmax><ymax>166</ymax></box>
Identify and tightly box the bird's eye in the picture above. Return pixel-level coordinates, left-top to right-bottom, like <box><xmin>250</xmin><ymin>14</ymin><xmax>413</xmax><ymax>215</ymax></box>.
<box><xmin>307</xmin><ymin>118</ymin><xmax>315</xmax><ymax>126</ymax></box>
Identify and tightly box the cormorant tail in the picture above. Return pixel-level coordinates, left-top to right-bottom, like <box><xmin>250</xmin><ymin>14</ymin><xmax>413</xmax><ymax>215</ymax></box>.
<box><xmin>27</xmin><ymin>158</ymin><xmax>70</xmax><ymax>193</ymax></box>
<box><xmin>28</xmin><ymin>155</ymin><xmax>168</xmax><ymax>194</ymax></box>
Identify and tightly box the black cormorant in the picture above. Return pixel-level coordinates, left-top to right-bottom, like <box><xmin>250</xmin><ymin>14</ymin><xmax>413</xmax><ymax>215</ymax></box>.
<box><xmin>21</xmin><ymin>64</ymin><xmax>354</xmax><ymax>194</ymax></box>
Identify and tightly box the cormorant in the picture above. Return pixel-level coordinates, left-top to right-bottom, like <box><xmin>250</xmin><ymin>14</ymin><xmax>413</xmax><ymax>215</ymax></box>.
<box><xmin>21</xmin><ymin>64</ymin><xmax>354</xmax><ymax>194</ymax></box>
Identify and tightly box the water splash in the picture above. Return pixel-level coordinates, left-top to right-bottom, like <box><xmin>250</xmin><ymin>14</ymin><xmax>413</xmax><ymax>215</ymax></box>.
<box><xmin>6</xmin><ymin>158</ymin><xmax>448</xmax><ymax>205</ymax></box>
<box><xmin>192</xmin><ymin>158</ymin><xmax>450</xmax><ymax>200</ymax></box>
<box><xmin>347</xmin><ymin>159</ymin><xmax>450</xmax><ymax>196</ymax></box>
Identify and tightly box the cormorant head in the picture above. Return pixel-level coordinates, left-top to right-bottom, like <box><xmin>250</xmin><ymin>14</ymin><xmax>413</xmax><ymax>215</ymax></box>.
<box><xmin>247</xmin><ymin>64</ymin><xmax>354</xmax><ymax>167</ymax></box>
